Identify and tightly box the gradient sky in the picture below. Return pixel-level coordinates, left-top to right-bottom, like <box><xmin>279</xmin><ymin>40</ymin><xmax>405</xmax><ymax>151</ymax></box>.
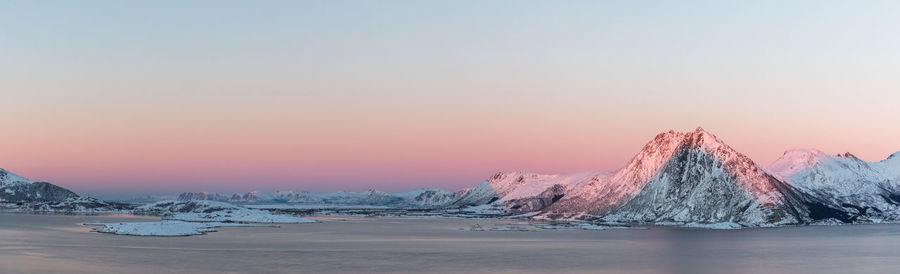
<box><xmin>2</xmin><ymin>1</ymin><xmax>899</xmax><ymax>198</ymax></box>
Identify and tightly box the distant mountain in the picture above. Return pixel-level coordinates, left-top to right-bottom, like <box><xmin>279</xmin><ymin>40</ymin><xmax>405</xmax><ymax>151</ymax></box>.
<box><xmin>0</xmin><ymin>168</ymin><xmax>113</xmax><ymax>212</ymax></box>
<box><xmin>176</xmin><ymin>188</ymin><xmax>460</xmax><ymax>208</ymax></box>
<box><xmin>450</xmin><ymin>171</ymin><xmax>607</xmax><ymax>214</ymax></box>
<box><xmin>451</xmin><ymin>127</ymin><xmax>900</xmax><ymax>227</ymax></box>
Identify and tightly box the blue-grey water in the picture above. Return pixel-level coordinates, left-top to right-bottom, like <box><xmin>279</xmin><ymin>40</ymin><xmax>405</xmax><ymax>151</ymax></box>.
<box><xmin>2</xmin><ymin>213</ymin><xmax>900</xmax><ymax>274</ymax></box>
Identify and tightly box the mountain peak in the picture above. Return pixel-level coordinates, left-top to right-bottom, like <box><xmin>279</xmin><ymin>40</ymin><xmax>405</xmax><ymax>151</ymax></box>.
<box><xmin>782</xmin><ymin>149</ymin><xmax>828</xmax><ymax>157</ymax></box>
<box><xmin>768</xmin><ymin>149</ymin><xmax>831</xmax><ymax>175</ymax></box>
<box><xmin>681</xmin><ymin>127</ymin><xmax>728</xmax><ymax>151</ymax></box>
<box><xmin>366</xmin><ymin>188</ymin><xmax>387</xmax><ymax>194</ymax></box>
<box><xmin>614</xmin><ymin>127</ymin><xmax>738</xmax><ymax>189</ymax></box>
<box><xmin>836</xmin><ymin>152</ymin><xmax>861</xmax><ymax>161</ymax></box>
<box><xmin>645</xmin><ymin>127</ymin><xmax>723</xmax><ymax>148</ymax></box>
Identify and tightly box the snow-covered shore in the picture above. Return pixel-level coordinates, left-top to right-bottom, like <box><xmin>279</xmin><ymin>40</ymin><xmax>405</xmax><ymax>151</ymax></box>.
<box><xmin>87</xmin><ymin>200</ymin><xmax>316</xmax><ymax>236</ymax></box>
<box><xmin>86</xmin><ymin>220</ymin><xmax>271</xmax><ymax>236</ymax></box>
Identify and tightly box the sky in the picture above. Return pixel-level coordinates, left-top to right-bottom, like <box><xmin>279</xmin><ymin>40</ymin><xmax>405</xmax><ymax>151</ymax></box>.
<box><xmin>2</xmin><ymin>1</ymin><xmax>899</xmax><ymax>198</ymax></box>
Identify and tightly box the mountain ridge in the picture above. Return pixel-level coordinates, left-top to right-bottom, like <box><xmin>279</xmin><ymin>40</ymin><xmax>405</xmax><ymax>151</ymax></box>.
<box><xmin>454</xmin><ymin>127</ymin><xmax>899</xmax><ymax>226</ymax></box>
<box><xmin>4</xmin><ymin>127</ymin><xmax>898</xmax><ymax>228</ymax></box>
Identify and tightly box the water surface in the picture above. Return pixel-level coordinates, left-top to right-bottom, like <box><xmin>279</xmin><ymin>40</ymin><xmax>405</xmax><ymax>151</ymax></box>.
<box><xmin>2</xmin><ymin>213</ymin><xmax>899</xmax><ymax>273</ymax></box>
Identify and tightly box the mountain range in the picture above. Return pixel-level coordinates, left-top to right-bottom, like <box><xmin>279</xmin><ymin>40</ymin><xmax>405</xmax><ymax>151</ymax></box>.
<box><xmin>175</xmin><ymin>188</ymin><xmax>461</xmax><ymax>208</ymax></box>
<box><xmin>0</xmin><ymin>168</ymin><xmax>114</xmax><ymax>212</ymax></box>
<box><xmin>3</xmin><ymin>127</ymin><xmax>899</xmax><ymax>227</ymax></box>
<box><xmin>449</xmin><ymin>127</ymin><xmax>900</xmax><ymax>226</ymax></box>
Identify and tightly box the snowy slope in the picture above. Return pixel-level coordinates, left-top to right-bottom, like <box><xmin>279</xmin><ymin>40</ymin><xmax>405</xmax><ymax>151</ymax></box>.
<box><xmin>487</xmin><ymin>171</ymin><xmax>603</xmax><ymax>202</ymax></box>
<box><xmin>768</xmin><ymin>149</ymin><xmax>900</xmax><ymax>222</ymax></box>
<box><xmin>448</xmin><ymin>171</ymin><xmax>608</xmax><ymax>214</ymax></box>
<box><xmin>542</xmin><ymin>130</ymin><xmax>690</xmax><ymax>218</ymax></box>
<box><xmin>768</xmin><ymin>150</ymin><xmax>889</xmax><ymax>196</ymax></box>
<box><xmin>0</xmin><ymin>168</ymin><xmax>32</xmax><ymax>186</ymax></box>
<box><xmin>874</xmin><ymin>152</ymin><xmax>900</xmax><ymax>181</ymax></box>
<box><xmin>449</xmin><ymin>181</ymin><xmax>498</xmax><ymax>207</ymax></box>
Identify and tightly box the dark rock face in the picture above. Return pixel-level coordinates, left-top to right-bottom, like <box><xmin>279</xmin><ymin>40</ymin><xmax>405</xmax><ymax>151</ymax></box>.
<box><xmin>448</xmin><ymin>186</ymin><xmax>499</xmax><ymax>208</ymax></box>
<box><xmin>539</xmin><ymin>175</ymin><xmax>620</xmax><ymax>219</ymax></box>
<box><xmin>506</xmin><ymin>184</ymin><xmax>567</xmax><ymax>215</ymax></box>
<box><xmin>411</xmin><ymin>190</ymin><xmax>459</xmax><ymax>207</ymax></box>
<box><xmin>0</xmin><ymin>182</ymin><xmax>117</xmax><ymax>212</ymax></box>
<box><xmin>607</xmin><ymin>149</ymin><xmax>805</xmax><ymax>225</ymax></box>
<box><xmin>0</xmin><ymin>182</ymin><xmax>79</xmax><ymax>202</ymax></box>
<box><xmin>1</xmin><ymin>169</ymin><xmax>121</xmax><ymax>212</ymax></box>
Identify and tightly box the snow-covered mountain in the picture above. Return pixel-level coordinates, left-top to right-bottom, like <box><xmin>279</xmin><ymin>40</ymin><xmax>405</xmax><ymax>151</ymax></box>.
<box><xmin>176</xmin><ymin>188</ymin><xmax>460</xmax><ymax>208</ymax></box>
<box><xmin>451</xmin><ymin>127</ymin><xmax>899</xmax><ymax>227</ymax></box>
<box><xmin>875</xmin><ymin>152</ymin><xmax>900</xmax><ymax>180</ymax></box>
<box><xmin>450</xmin><ymin>171</ymin><xmax>606</xmax><ymax>214</ymax></box>
<box><xmin>0</xmin><ymin>168</ymin><xmax>113</xmax><ymax>212</ymax></box>
<box><xmin>767</xmin><ymin>149</ymin><xmax>900</xmax><ymax>222</ymax></box>
<box><xmin>579</xmin><ymin>128</ymin><xmax>808</xmax><ymax>225</ymax></box>
<box><xmin>1</xmin><ymin>168</ymin><xmax>77</xmax><ymax>201</ymax></box>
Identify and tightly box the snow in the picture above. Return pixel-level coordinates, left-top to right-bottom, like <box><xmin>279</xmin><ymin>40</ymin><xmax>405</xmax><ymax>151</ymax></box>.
<box><xmin>681</xmin><ymin>222</ymin><xmax>743</xmax><ymax>229</ymax></box>
<box><xmin>137</xmin><ymin>200</ymin><xmax>316</xmax><ymax>223</ymax></box>
<box><xmin>87</xmin><ymin>200</ymin><xmax>316</xmax><ymax>236</ymax></box>
<box><xmin>87</xmin><ymin>220</ymin><xmax>269</xmax><ymax>236</ymax></box>
<box><xmin>535</xmin><ymin>223</ymin><xmax>645</xmax><ymax>230</ymax></box>
<box><xmin>772</xmin><ymin>150</ymin><xmax>888</xmax><ymax>195</ymax></box>
<box><xmin>488</xmin><ymin>171</ymin><xmax>605</xmax><ymax>202</ymax></box>
<box><xmin>538</xmin><ymin>129</ymin><xmax>695</xmax><ymax>219</ymax></box>
<box><xmin>767</xmin><ymin>149</ymin><xmax>832</xmax><ymax>176</ymax></box>
<box><xmin>168</xmin><ymin>211</ymin><xmax>315</xmax><ymax>223</ymax></box>
<box><xmin>394</xmin><ymin>188</ymin><xmax>452</xmax><ymax>199</ymax></box>
<box><xmin>489</xmin><ymin>226</ymin><xmax>532</xmax><ymax>231</ymax></box>
<box><xmin>0</xmin><ymin>168</ymin><xmax>33</xmax><ymax>186</ymax></box>
<box><xmin>176</xmin><ymin>188</ymin><xmax>460</xmax><ymax>208</ymax></box>
<box><xmin>648</xmin><ymin>221</ymin><xmax>743</xmax><ymax>229</ymax></box>
<box><xmin>809</xmin><ymin>218</ymin><xmax>845</xmax><ymax>226</ymax></box>
<box><xmin>766</xmin><ymin>148</ymin><xmax>900</xmax><ymax>222</ymax></box>
<box><xmin>460</xmin><ymin>204</ymin><xmax>505</xmax><ymax>215</ymax></box>
<box><xmin>875</xmin><ymin>151</ymin><xmax>900</xmax><ymax>180</ymax></box>
<box><xmin>769</xmin><ymin>149</ymin><xmax>894</xmax><ymax>195</ymax></box>
<box><xmin>245</xmin><ymin>204</ymin><xmax>390</xmax><ymax>209</ymax></box>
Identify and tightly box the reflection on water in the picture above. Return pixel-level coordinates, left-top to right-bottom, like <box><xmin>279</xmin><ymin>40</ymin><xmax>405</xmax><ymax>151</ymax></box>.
<box><xmin>2</xmin><ymin>213</ymin><xmax>900</xmax><ymax>274</ymax></box>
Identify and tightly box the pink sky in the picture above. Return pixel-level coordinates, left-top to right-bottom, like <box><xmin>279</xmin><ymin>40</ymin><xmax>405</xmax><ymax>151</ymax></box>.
<box><xmin>2</xmin><ymin>1</ymin><xmax>899</xmax><ymax>196</ymax></box>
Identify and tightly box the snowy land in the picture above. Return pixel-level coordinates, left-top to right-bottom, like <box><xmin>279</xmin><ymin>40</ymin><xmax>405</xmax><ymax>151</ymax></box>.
<box><xmin>84</xmin><ymin>200</ymin><xmax>317</xmax><ymax>236</ymax></box>
<box><xmin>5</xmin><ymin>128</ymin><xmax>900</xmax><ymax>236</ymax></box>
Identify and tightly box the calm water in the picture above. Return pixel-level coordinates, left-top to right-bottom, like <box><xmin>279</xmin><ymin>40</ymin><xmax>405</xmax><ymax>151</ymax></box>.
<box><xmin>2</xmin><ymin>213</ymin><xmax>900</xmax><ymax>274</ymax></box>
